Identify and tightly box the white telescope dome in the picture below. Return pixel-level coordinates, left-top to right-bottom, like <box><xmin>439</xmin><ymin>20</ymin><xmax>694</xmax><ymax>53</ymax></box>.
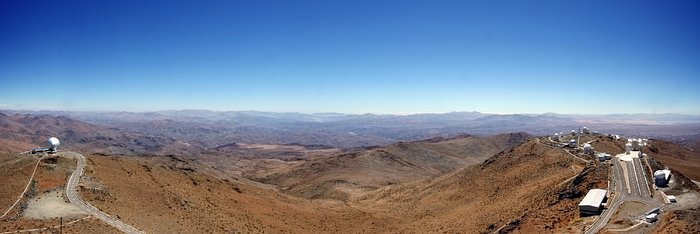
<box><xmin>48</xmin><ymin>137</ymin><xmax>60</xmax><ymax>151</ymax></box>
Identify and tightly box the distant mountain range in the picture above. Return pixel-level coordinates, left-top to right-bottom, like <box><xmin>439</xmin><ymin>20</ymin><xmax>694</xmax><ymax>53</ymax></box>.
<box><xmin>1</xmin><ymin>110</ymin><xmax>699</xmax><ymax>152</ymax></box>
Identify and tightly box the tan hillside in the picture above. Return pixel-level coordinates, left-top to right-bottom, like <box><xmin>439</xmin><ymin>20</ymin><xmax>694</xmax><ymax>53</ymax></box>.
<box><xmin>77</xmin><ymin>155</ymin><xmax>386</xmax><ymax>233</ymax></box>
<box><xmin>350</xmin><ymin>140</ymin><xmax>600</xmax><ymax>233</ymax></box>
<box><xmin>645</xmin><ymin>139</ymin><xmax>700</xmax><ymax>181</ymax></box>
<box><xmin>257</xmin><ymin>132</ymin><xmax>532</xmax><ymax>200</ymax></box>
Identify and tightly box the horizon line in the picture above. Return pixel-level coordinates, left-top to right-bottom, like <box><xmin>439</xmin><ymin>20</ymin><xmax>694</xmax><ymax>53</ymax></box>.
<box><xmin>2</xmin><ymin>108</ymin><xmax>699</xmax><ymax>117</ymax></box>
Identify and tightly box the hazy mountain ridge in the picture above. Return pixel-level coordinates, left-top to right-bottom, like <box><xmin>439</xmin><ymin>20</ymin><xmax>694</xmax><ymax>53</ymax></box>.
<box><xmin>2</xmin><ymin>110</ymin><xmax>699</xmax><ymax>150</ymax></box>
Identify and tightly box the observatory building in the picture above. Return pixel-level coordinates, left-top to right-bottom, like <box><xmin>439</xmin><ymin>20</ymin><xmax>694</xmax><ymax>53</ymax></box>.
<box><xmin>654</xmin><ymin>170</ymin><xmax>671</xmax><ymax>187</ymax></box>
<box><xmin>625</xmin><ymin>142</ymin><xmax>632</xmax><ymax>154</ymax></box>
<box><xmin>581</xmin><ymin>127</ymin><xmax>590</xmax><ymax>134</ymax></box>
<box><xmin>628</xmin><ymin>138</ymin><xmax>642</xmax><ymax>151</ymax></box>
<box><xmin>568</xmin><ymin>139</ymin><xmax>577</xmax><ymax>148</ymax></box>
<box><xmin>48</xmin><ymin>137</ymin><xmax>60</xmax><ymax>153</ymax></box>
<box><xmin>552</xmin><ymin>133</ymin><xmax>560</xmax><ymax>142</ymax></box>
<box><xmin>583</xmin><ymin>144</ymin><xmax>594</xmax><ymax>155</ymax></box>
<box><xmin>30</xmin><ymin>137</ymin><xmax>60</xmax><ymax>154</ymax></box>
<box><xmin>579</xmin><ymin>189</ymin><xmax>607</xmax><ymax>215</ymax></box>
<box><xmin>596</xmin><ymin>153</ymin><xmax>612</xmax><ymax>161</ymax></box>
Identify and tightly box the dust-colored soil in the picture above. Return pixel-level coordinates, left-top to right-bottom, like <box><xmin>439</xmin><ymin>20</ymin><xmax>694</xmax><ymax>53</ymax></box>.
<box><xmin>61</xmin><ymin>217</ymin><xmax>121</xmax><ymax>234</ymax></box>
<box><xmin>260</xmin><ymin>132</ymin><xmax>532</xmax><ymax>200</ymax></box>
<box><xmin>4</xmin><ymin>134</ymin><xmax>699</xmax><ymax>233</ymax></box>
<box><xmin>654</xmin><ymin>208</ymin><xmax>700</xmax><ymax>234</ymax></box>
<box><xmin>351</xmin><ymin>140</ymin><xmax>593</xmax><ymax>233</ymax></box>
<box><xmin>591</xmin><ymin>136</ymin><xmax>627</xmax><ymax>155</ymax></box>
<box><xmin>512</xmin><ymin>162</ymin><xmax>609</xmax><ymax>233</ymax></box>
<box><xmin>603</xmin><ymin>201</ymin><xmax>651</xmax><ymax>230</ymax></box>
<box><xmin>24</xmin><ymin>189</ymin><xmax>86</xmax><ymax>219</ymax></box>
<box><xmin>646</xmin><ymin>140</ymin><xmax>700</xmax><ymax>181</ymax></box>
<box><xmin>34</xmin><ymin>155</ymin><xmax>76</xmax><ymax>192</ymax></box>
<box><xmin>0</xmin><ymin>154</ymin><xmax>37</xmax><ymax>217</ymax></box>
<box><xmin>0</xmin><ymin>139</ymin><xmax>35</xmax><ymax>153</ymax></box>
<box><xmin>78</xmin><ymin>155</ymin><xmax>385</xmax><ymax>233</ymax></box>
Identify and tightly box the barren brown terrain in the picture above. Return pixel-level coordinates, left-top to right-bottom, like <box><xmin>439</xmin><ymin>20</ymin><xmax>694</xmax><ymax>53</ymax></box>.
<box><xmin>78</xmin><ymin>155</ymin><xmax>386</xmax><ymax>233</ymax></box>
<box><xmin>0</xmin><ymin>153</ymin><xmax>37</xmax><ymax>218</ymax></box>
<box><xmin>1</xmin><ymin>136</ymin><xmax>699</xmax><ymax>233</ymax></box>
<box><xmin>0</xmin><ymin>153</ymin><xmax>92</xmax><ymax>233</ymax></box>
<box><xmin>1</xmin><ymin>113</ymin><xmax>699</xmax><ymax>233</ymax></box>
<box><xmin>350</xmin><ymin>140</ymin><xmax>601</xmax><ymax>233</ymax></box>
<box><xmin>257</xmin><ymin>132</ymin><xmax>532</xmax><ymax>200</ymax></box>
<box><xmin>646</xmin><ymin>140</ymin><xmax>700</xmax><ymax>181</ymax></box>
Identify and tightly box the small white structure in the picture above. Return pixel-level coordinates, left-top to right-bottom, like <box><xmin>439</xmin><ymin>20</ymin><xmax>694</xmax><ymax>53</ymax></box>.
<box><xmin>569</xmin><ymin>139</ymin><xmax>577</xmax><ymax>148</ymax></box>
<box><xmin>571</xmin><ymin>130</ymin><xmax>576</xmax><ymax>136</ymax></box>
<box><xmin>553</xmin><ymin>133</ymin><xmax>560</xmax><ymax>142</ymax></box>
<box><xmin>654</xmin><ymin>170</ymin><xmax>671</xmax><ymax>187</ymax></box>
<box><xmin>631</xmin><ymin>139</ymin><xmax>641</xmax><ymax>151</ymax></box>
<box><xmin>639</xmin><ymin>153</ymin><xmax>646</xmax><ymax>158</ymax></box>
<box><xmin>48</xmin><ymin>137</ymin><xmax>60</xmax><ymax>153</ymax></box>
<box><xmin>645</xmin><ymin>213</ymin><xmax>658</xmax><ymax>223</ymax></box>
<box><xmin>582</xmin><ymin>127</ymin><xmax>590</xmax><ymax>134</ymax></box>
<box><xmin>583</xmin><ymin>144</ymin><xmax>594</xmax><ymax>155</ymax></box>
<box><xmin>625</xmin><ymin>143</ymin><xmax>632</xmax><ymax>154</ymax></box>
<box><xmin>667</xmin><ymin>195</ymin><xmax>676</xmax><ymax>203</ymax></box>
<box><xmin>597</xmin><ymin>153</ymin><xmax>612</xmax><ymax>161</ymax></box>
<box><xmin>579</xmin><ymin>189</ymin><xmax>607</xmax><ymax>215</ymax></box>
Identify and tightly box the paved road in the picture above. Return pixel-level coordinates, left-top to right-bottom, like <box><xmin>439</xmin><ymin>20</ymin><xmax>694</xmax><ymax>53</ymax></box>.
<box><xmin>64</xmin><ymin>152</ymin><xmax>144</xmax><ymax>234</ymax></box>
<box><xmin>585</xmin><ymin>158</ymin><xmax>624</xmax><ymax>234</ymax></box>
<box><xmin>585</xmin><ymin>152</ymin><xmax>660</xmax><ymax>234</ymax></box>
<box><xmin>538</xmin><ymin>137</ymin><xmax>590</xmax><ymax>163</ymax></box>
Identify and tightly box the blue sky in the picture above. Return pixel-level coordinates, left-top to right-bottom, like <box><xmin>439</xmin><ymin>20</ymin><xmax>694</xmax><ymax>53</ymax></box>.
<box><xmin>1</xmin><ymin>0</ymin><xmax>699</xmax><ymax>114</ymax></box>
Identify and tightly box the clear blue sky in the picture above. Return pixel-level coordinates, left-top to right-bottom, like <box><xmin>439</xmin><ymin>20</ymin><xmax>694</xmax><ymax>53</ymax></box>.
<box><xmin>1</xmin><ymin>0</ymin><xmax>699</xmax><ymax>114</ymax></box>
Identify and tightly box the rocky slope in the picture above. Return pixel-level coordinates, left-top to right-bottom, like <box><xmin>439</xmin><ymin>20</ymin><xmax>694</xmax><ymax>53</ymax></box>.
<box><xmin>349</xmin><ymin>140</ymin><xmax>600</xmax><ymax>233</ymax></box>
<box><xmin>256</xmin><ymin>132</ymin><xmax>532</xmax><ymax>200</ymax></box>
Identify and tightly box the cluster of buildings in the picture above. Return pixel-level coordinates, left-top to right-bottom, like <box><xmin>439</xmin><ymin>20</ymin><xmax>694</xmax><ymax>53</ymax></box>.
<box><xmin>625</xmin><ymin>138</ymin><xmax>647</xmax><ymax>154</ymax></box>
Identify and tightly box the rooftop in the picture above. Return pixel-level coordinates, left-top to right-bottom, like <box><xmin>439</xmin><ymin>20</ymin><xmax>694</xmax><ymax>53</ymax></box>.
<box><xmin>579</xmin><ymin>189</ymin><xmax>607</xmax><ymax>208</ymax></box>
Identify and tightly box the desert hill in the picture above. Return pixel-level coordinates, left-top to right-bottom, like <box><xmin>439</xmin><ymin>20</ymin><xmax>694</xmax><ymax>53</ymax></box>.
<box><xmin>350</xmin><ymin>139</ymin><xmax>598</xmax><ymax>233</ymax></box>
<box><xmin>75</xmin><ymin>155</ymin><xmax>386</xmax><ymax>233</ymax></box>
<box><xmin>2</xmin><ymin>134</ymin><xmax>700</xmax><ymax>233</ymax></box>
<box><xmin>7</xmin><ymin>110</ymin><xmax>700</xmax><ymax>149</ymax></box>
<box><xmin>0</xmin><ymin>113</ymin><xmax>190</xmax><ymax>155</ymax></box>
<box><xmin>645</xmin><ymin>139</ymin><xmax>700</xmax><ymax>181</ymax></box>
<box><xmin>256</xmin><ymin>132</ymin><xmax>532</xmax><ymax>200</ymax></box>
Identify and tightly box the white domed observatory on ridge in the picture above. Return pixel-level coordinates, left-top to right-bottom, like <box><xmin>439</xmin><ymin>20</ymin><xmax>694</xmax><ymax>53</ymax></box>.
<box><xmin>31</xmin><ymin>137</ymin><xmax>60</xmax><ymax>154</ymax></box>
<box><xmin>48</xmin><ymin>137</ymin><xmax>60</xmax><ymax>153</ymax></box>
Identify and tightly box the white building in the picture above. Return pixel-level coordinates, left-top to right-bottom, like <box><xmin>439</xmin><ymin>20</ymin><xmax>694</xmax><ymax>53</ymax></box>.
<box><xmin>582</xmin><ymin>127</ymin><xmax>590</xmax><ymax>134</ymax></box>
<box><xmin>625</xmin><ymin>143</ymin><xmax>632</xmax><ymax>154</ymax></box>
<box><xmin>579</xmin><ymin>189</ymin><xmax>607</xmax><ymax>215</ymax></box>
<box><xmin>631</xmin><ymin>139</ymin><xmax>641</xmax><ymax>151</ymax></box>
<box><xmin>654</xmin><ymin>170</ymin><xmax>671</xmax><ymax>187</ymax></box>
<box><xmin>583</xmin><ymin>144</ymin><xmax>594</xmax><ymax>155</ymax></box>
<box><xmin>569</xmin><ymin>139</ymin><xmax>577</xmax><ymax>148</ymax></box>
<box><xmin>667</xmin><ymin>195</ymin><xmax>676</xmax><ymax>203</ymax></box>
<box><xmin>597</xmin><ymin>153</ymin><xmax>612</xmax><ymax>161</ymax></box>
<box><xmin>645</xmin><ymin>213</ymin><xmax>658</xmax><ymax>223</ymax></box>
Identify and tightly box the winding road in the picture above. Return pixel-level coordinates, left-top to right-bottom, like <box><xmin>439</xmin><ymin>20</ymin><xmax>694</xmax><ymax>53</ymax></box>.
<box><xmin>585</xmin><ymin>151</ymin><xmax>661</xmax><ymax>234</ymax></box>
<box><xmin>63</xmin><ymin>152</ymin><xmax>144</xmax><ymax>234</ymax></box>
